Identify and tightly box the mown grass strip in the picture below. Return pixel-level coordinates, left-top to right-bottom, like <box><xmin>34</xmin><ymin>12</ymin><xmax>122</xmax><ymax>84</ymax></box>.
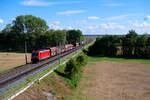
<box><xmin>88</xmin><ymin>56</ymin><xmax>150</xmax><ymax>64</ymax></box>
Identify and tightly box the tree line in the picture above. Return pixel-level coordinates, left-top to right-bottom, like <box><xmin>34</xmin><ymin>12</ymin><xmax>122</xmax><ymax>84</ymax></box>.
<box><xmin>88</xmin><ymin>30</ymin><xmax>150</xmax><ymax>59</ymax></box>
<box><xmin>0</xmin><ymin>15</ymin><xmax>83</xmax><ymax>52</ymax></box>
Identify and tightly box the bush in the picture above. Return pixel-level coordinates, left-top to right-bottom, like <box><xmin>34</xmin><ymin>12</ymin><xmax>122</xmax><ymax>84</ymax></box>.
<box><xmin>76</xmin><ymin>54</ymin><xmax>87</xmax><ymax>66</ymax></box>
<box><xmin>63</xmin><ymin>54</ymin><xmax>88</xmax><ymax>88</ymax></box>
<box><xmin>64</xmin><ymin>59</ymin><xmax>79</xmax><ymax>79</ymax></box>
<box><xmin>66</xmin><ymin>72</ymin><xmax>82</xmax><ymax>88</ymax></box>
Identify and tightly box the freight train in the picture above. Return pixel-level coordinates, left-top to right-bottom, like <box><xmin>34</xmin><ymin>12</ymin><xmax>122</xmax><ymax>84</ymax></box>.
<box><xmin>31</xmin><ymin>43</ymin><xmax>80</xmax><ymax>63</ymax></box>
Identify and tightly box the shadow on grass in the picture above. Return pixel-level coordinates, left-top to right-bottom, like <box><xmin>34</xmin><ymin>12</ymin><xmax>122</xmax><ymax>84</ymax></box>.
<box><xmin>82</xmin><ymin>49</ymin><xmax>88</xmax><ymax>55</ymax></box>
<box><xmin>54</xmin><ymin>70</ymin><xmax>68</xmax><ymax>78</ymax></box>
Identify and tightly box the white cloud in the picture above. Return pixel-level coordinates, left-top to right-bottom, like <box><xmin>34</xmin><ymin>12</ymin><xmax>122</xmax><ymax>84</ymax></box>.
<box><xmin>144</xmin><ymin>16</ymin><xmax>150</xmax><ymax>20</ymax></box>
<box><xmin>100</xmin><ymin>24</ymin><xmax>109</xmax><ymax>29</ymax></box>
<box><xmin>101</xmin><ymin>14</ymin><xmax>132</xmax><ymax>21</ymax></box>
<box><xmin>103</xmin><ymin>3</ymin><xmax>123</xmax><ymax>7</ymax></box>
<box><xmin>49</xmin><ymin>24</ymin><xmax>62</xmax><ymax>30</ymax></box>
<box><xmin>125</xmin><ymin>20</ymin><xmax>150</xmax><ymax>34</ymax></box>
<box><xmin>0</xmin><ymin>19</ymin><xmax>4</xmax><ymax>24</ymax></box>
<box><xmin>82</xmin><ymin>23</ymin><xmax>125</xmax><ymax>35</ymax></box>
<box><xmin>67</xmin><ymin>26</ymin><xmax>73</xmax><ymax>30</ymax></box>
<box><xmin>57</xmin><ymin>10</ymin><xmax>86</xmax><ymax>16</ymax></box>
<box><xmin>87</xmin><ymin>26</ymin><xmax>94</xmax><ymax>30</ymax></box>
<box><xmin>22</xmin><ymin>0</ymin><xmax>52</xmax><ymax>6</ymax></box>
<box><xmin>22</xmin><ymin>0</ymin><xmax>83</xmax><ymax>6</ymax></box>
<box><xmin>75</xmin><ymin>20</ymin><xmax>87</xmax><ymax>24</ymax></box>
<box><xmin>49</xmin><ymin>21</ymin><xmax>61</xmax><ymax>30</ymax></box>
<box><xmin>88</xmin><ymin>16</ymin><xmax>99</xmax><ymax>20</ymax></box>
<box><xmin>81</xmin><ymin>20</ymin><xmax>150</xmax><ymax>35</ymax></box>
<box><xmin>141</xmin><ymin>22</ymin><xmax>150</xmax><ymax>27</ymax></box>
<box><xmin>127</xmin><ymin>20</ymin><xmax>150</xmax><ymax>28</ymax></box>
<box><xmin>85</xmin><ymin>25</ymin><xmax>100</xmax><ymax>33</ymax></box>
<box><xmin>11</xmin><ymin>18</ymin><xmax>16</xmax><ymax>21</ymax></box>
<box><xmin>126</xmin><ymin>20</ymin><xmax>132</xmax><ymax>24</ymax></box>
<box><xmin>133</xmin><ymin>21</ymin><xmax>150</xmax><ymax>28</ymax></box>
<box><xmin>100</xmin><ymin>23</ymin><xmax>125</xmax><ymax>30</ymax></box>
<box><xmin>52</xmin><ymin>21</ymin><xmax>60</xmax><ymax>25</ymax></box>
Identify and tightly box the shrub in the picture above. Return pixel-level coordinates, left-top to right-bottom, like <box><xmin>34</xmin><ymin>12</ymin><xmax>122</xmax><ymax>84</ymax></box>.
<box><xmin>64</xmin><ymin>59</ymin><xmax>79</xmax><ymax>79</ymax></box>
<box><xmin>67</xmin><ymin>72</ymin><xmax>82</xmax><ymax>88</ymax></box>
<box><xmin>76</xmin><ymin>54</ymin><xmax>87</xmax><ymax>66</ymax></box>
<box><xmin>63</xmin><ymin>54</ymin><xmax>88</xmax><ymax>88</ymax></box>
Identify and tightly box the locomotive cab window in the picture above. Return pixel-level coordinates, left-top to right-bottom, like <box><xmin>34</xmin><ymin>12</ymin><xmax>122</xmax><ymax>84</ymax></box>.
<box><xmin>32</xmin><ymin>52</ymin><xmax>39</xmax><ymax>56</ymax></box>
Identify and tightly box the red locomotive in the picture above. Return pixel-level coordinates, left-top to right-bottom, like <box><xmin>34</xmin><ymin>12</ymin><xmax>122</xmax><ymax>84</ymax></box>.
<box><xmin>31</xmin><ymin>49</ymin><xmax>50</xmax><ymax>62</ymax></box>
<box><xmin>31</xmin><ymin>44</ymin><xmax>77</xmax><ymax>63</ymax></box>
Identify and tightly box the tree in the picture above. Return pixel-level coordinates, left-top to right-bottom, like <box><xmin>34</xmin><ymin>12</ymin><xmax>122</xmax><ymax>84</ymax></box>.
<box><xmin>122</xmin><ymin>30</ymin><xmax>138</xmax><ymax>57</ymax></box>
<box><xmin>0</xmin><ymin>15</ymin><xmax>86</xmax><ymax>52</ymax></box>
<box><xmin>52</xmin><ymin>30</ymin><xmax>66</xmax><ymax>46</ymax></box>
<box><xmin>40</xmin><ymin>30</ymin><xmax>54</xmax><ymax>47</ymax></box>
<box><xmin>10</xmin><ymin>15</ymin><xmax>49</xmax><ymax>50</ymax></box>
<box><xmin>2</xmin><ymin>24</ymin><xmax>12</xmax><ymax>35</ymax></box>
<box><xmin>0</xmin><ymin>15</ymin><xmax>49</xmax><ymax>51</ymax></box>
<box><xmin>66</xmin><ymin>30</ymin><xmax>83</xmax><ymax>45</ymax></box>
<box><xmin>88</xmin><ymin>35</ymin><xmax>121</xmax><ymax>56</ymax></box>
<box><xmin>12</xmin><ymin>15</ymin><xmax>48</xmax><ymax>34</ymax></box>
<box><xmin>135</xmin><ymin>34</ymin><xmax>149</xmax><ymax>58</ymax></box>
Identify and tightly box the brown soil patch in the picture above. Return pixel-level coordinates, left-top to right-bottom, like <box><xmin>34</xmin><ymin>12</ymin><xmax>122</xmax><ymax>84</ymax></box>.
<box><xmin>0</xmin><ymin>53</ymin><xmax>31</xmax><ymax>73</ymax></box>
<box><xmin>81</xmin><ymin>61</ymin><xmax>150</xmax><ymax>100</ymax></box>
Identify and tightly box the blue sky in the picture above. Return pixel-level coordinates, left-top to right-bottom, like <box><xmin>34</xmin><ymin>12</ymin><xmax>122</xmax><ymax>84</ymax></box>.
<box><xmin>0</xmin><ymin>0</ymin><xmax>150</xmax><ymax>35</ymax></box>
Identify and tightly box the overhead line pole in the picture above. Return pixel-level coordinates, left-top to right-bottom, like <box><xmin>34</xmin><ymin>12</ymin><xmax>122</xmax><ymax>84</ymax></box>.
<box><xmin>25</xmin><ymin>41</ymin><xmax>28</xmax><ymax>64</ymax></box>
<box><xmin>23</xmin><ymin>20</ymin><xmax>28</xmax><ymax>64</ymax></box>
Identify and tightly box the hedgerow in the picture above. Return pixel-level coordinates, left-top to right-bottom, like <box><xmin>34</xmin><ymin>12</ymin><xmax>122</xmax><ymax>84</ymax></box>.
<box><xmin>64</xmin><ymin>53</ymin><xmax>87</xmax><ymax>88</ymax></box>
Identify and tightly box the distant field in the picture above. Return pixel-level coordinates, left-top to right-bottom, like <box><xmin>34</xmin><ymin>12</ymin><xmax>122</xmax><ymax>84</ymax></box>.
<box><xmin>0</xmin><ymin>53</ymin><xmax>31</xmax><ymax>74</ymax></box>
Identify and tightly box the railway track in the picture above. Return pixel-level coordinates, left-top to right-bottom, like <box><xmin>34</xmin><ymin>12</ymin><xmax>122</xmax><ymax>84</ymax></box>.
<box><xmin>0</xmin><ymin>40</ymin><xmax>92</xmax><ymax>89</ymax></box>
<box><xmin>0</xmin><ymin>47</ymin><xmax>79</xmax><ymax>87</ymax></box>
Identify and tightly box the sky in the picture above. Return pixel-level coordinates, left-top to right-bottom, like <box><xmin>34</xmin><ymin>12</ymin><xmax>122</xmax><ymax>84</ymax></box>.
<box><xmin>0</xmin><ymin>0</ymin><xmax>150</xmax><ymax>35</ymax></box>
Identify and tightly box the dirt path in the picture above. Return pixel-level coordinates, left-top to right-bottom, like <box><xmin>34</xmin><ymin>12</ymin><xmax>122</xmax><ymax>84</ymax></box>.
<box><xmin>81</xmin><ymin>61</ymin><xmax>150</xmax><ymax>100</ymax></box>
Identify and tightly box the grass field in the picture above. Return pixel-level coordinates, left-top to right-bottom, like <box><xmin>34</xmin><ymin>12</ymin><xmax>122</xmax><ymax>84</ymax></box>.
<box><xmin>0</xmin><ymin>52</ymin><xmax>31</xmax><ymax>74</ymax></box>
<box><xmin>14</xmin><ymin>56</ymin><xmax>150</xmax><ymax>100</ymax></box>
<box><xmin>88</xmin><ymin>56</ymin><xmax>150</xmax><ymax>64</ymax></box>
